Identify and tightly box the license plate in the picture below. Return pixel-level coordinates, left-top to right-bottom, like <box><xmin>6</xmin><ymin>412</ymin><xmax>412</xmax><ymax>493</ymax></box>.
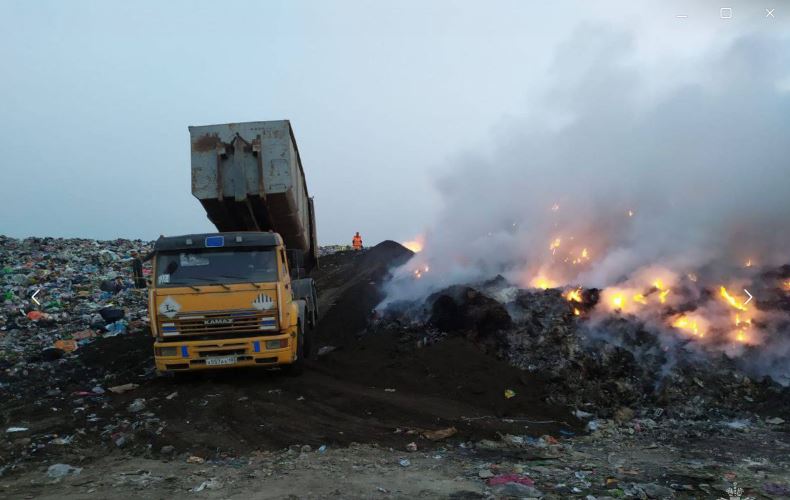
<box><xmin>206</xmin><ymin>356</ymin><xmax>237</xmax><ymax>366</ymax></box>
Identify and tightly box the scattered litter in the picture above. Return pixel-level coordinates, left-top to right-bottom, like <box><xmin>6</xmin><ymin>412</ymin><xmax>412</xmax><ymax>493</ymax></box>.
<box><xmin>27</xmin><ymin>311</ymin><xmax>45</xmax><ymax>321</ymax></box>
<box><xmin>191</xmin><ymin>478</ymin><xmax>222</xmax><ymax>492</ymax></box>
<box><xmin>50</xmin><ymin>435</ymin><xmax>74</xmax><ymax>445</ymax></box>
<box><xmin>406</xmin><ymin>442</ymin><xmax>418</xmax><ymax>452</ymax></box>
<box><xmin>109</xmin><ymin>383</ymin><xmax>139</xmax><ymax>394</ymax></box>
<box><xmin>422</xmin><ymin>426</ymin><xmax>457</xmax><ymax>441</ymax></box>
<box><xmin>488</xmin><ymin>473</ymin><xmax>535</xmax><ymax>487</ymax></box>
<box><xmin>53</xmin><ymin>339</ymin><xmax>78</xmax><ymax>352</ymax></box>
<box><xmin>47</xmin><ymin>463</ymin><xmax>82</xmax><ymax>478</ymax></box>
<box><xmin>504</xmin><ymin>389</ymin><xmax>516</xmax><ymax>399</ymax></box>
<box><xmin>317</xmin><ymin>345</ymin><xmax>337</xmax><ymax>356</ymax></box>
<box><xmin>186</xmin><ymin>456</ymin><xmax>205</xmax><ymax>464</ymax></box>
<box><xmin>126</xmin><ymin>399</ymin><xmax>146</xmax><ymax>413</ymax></box>
<box><xmin>763</xmin><ymin>482</ymin><xmax>790</xmax><ymax>496</ymax></box>
<box><xmin>725</xmin><ymin>419</ymin><xmax>751</xmax><ymax>430</ymax></box>
<box><xmin>398</xmin><ymin>458</ymin><xmax>411</xmax><ymax>467</ymax></box>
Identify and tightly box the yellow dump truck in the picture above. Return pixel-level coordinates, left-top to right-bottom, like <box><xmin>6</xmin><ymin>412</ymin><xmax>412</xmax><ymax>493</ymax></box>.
<box><xmin>141</xmin><ymin>121</ymin><xmax>318</xmax><ymax>375</ymax></box>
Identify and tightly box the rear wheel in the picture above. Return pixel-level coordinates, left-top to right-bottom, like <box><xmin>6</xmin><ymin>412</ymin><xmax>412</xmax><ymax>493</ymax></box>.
<box><xmin>303</xmin><ymin>320</ymin><xmax>314</xmax><ymax>360</ymax></box>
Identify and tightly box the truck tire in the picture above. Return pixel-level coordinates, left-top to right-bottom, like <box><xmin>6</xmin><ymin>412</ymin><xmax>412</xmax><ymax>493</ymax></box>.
<box><xmin>303</xmin><ymin>321</ymin><xmax>314</xmax><ymax>360</ymax></box>
<box><xmin>284</xmin><ymin>323</ymin><xmax>305</xmax><ymax>376</ymax></box>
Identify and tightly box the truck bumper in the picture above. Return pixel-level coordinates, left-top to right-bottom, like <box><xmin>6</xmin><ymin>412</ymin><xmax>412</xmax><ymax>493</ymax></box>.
<box><xmin>153</xmin><ymin>332</ymin><xmax>296</xmax><ymax>372</ymax></box>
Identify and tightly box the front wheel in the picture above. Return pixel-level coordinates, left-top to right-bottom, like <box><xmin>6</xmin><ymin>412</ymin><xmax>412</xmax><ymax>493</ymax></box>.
<box><xmin>283</xmin><ymin>323</ymin><xmax>305</xmax><ymax>376</ymax></box>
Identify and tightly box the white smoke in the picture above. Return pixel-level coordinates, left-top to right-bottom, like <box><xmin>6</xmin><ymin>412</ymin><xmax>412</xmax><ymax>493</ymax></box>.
<box><xmin>380</xmin><ymin>28</ymin><xmax>790</xmax><ymax>383</ymax></box>
<box><xmin>383</xmin><ymin>29</ymin><xmax>790</xmax><ymax>303</ymax></box>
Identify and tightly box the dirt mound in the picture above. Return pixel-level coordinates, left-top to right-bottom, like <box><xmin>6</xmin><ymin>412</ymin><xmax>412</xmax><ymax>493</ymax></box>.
<box><xmin>312</xmin><ymin>241</ymin><xmax>413</xmax><ymax>344</ymax></box>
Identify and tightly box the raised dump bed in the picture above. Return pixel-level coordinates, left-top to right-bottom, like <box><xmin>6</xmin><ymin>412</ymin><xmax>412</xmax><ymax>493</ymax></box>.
<box><xmin>189</xmin><ymin>120</ymin><xmax>318</xmax><ymax>270</ymax></box>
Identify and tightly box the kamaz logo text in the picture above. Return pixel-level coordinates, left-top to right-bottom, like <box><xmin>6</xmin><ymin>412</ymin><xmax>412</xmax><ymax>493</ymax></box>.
<box><xmin>204</xmin><ymin>318</ymin><xmax>233</xmax><ymax>325</ymax></box>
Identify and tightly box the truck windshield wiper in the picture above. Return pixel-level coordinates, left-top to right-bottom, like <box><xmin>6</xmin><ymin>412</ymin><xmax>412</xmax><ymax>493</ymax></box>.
<box><xmin>178</xmin><ymin>277</ymin><xmax>230</xmax><ymax>290</ymax></box>
<box><xmin>216</xmin><ymin>275</ymin><xmax>261</xmax><ymax>289</ymax></box>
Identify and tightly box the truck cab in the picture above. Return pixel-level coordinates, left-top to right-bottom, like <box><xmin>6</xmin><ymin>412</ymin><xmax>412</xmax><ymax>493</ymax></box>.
<box><xmin>147</xmin><ymin>231</ymin><xmax>316</xmax><ymax>374</ymax></box>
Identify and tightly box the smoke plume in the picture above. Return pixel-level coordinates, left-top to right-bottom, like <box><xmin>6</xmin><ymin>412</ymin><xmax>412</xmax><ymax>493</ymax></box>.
<box><xmin>382</xmin><ymin>28</ymin><xmax>790</xmax><ymax>383</ymax></box>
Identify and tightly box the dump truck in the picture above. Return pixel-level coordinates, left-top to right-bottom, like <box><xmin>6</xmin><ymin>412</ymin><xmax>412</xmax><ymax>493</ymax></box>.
<box><xmin>141</xmin><ymin>120</ymin><xmax>318</xmax><ymax>375</ymax></box>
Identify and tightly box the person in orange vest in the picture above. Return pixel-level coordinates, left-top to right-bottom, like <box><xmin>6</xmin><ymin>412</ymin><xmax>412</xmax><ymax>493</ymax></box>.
<box><xmin>352</xmin><ymin>232</ymin><xmax>363</xmax><ymax>250</ymax></box>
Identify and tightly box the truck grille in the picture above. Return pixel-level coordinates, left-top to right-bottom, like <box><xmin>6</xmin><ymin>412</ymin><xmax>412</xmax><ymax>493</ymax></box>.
<box><xmin>161</xmin><ymin>310</ymin><xmax>277</xmax><ymax>337</ymax></box>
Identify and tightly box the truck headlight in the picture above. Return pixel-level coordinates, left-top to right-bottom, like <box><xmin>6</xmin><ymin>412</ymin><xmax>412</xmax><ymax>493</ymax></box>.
<box><xmin>156</xmin><ymin>346</ymin><xmax>179</xmax><ymax>357</ymax></box>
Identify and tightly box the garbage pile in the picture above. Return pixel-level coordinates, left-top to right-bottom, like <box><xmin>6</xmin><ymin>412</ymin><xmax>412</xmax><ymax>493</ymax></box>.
<box><xmin>0</xmin><ymin>236</ymin><xmax>152</xmax><ymax>389</ymax></box>
<box><xmin>379</xmin><ymin>275</ymin><xmax>790</xmax><ymax>420</ymax></box>
<box><xmin>317</xmin><ymin>244</ymin><xmax>352</xmax><ymax>257</ymax></box>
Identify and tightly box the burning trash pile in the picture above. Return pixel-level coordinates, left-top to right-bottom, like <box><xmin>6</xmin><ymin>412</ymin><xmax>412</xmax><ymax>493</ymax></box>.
<box><xmin>0</xmin><ymin>236</ymin><xmax>153</xmax><ymax>392</ymax></box>
<box><xmin>379</xmin><ymin>271</ymin><xmax>790</xmax><ymax>419</ymax></box>
<box><xmin>379</xmin><ymin>234</ymin><xmax>790</xmax><ymax>418</ymax></box>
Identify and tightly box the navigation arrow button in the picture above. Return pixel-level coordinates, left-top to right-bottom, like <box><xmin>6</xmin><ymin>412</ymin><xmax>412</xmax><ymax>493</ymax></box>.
<box><xmin>743</xmin><ymin>289</ymin><xmax>753</xmax><ymax>305</ymax></box>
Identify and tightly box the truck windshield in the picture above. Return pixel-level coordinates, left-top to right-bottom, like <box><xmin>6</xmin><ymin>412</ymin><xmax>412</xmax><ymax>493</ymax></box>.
<box><xmin>155</xmin><ymin>249</ymin><xmax>278</xmax><ymax>287</ymax></box>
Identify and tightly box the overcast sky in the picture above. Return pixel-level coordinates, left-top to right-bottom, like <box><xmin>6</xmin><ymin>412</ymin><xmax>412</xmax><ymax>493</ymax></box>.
<box><xmin>0</xmin><ymin>0</ymin><xmax>784</xmax><ymax>245</ymax></box>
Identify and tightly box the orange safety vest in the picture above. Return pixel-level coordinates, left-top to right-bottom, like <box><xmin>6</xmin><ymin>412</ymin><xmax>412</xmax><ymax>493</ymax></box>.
<box><xmin>352</xmin><ymin>235</ymin><xmax>362</xmax><ymax>249</ymax></box>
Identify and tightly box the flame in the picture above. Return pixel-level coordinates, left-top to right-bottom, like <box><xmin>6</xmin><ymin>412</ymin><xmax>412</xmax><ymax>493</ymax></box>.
<box><xmin>573</xmin><ymin>307</ymin><xmax>581</xmax><ymax>316</ymax></box>
<box><xmin>565</xmin><ymin>288</ymin><xmax>583</xmax><ymax>302</ymax></box>
<box><xmin>720</xmin><ymin>286</ymin><xmax>748</xmax><ymax>311</ymax></box>
<box><xmin>745</xmin><ymin>259</ymin><xmax>753</xmax><ymax>268</ymax></box>
<box><xmin>532</xmin><ymin>276</ymin><xmax>555</xmax><ymax>290</ymax></box>
<box><xmin>732</xmin><ymin>314</ymin><xmax>754</xmax><ymax>345</ymax></box>
<box><xmin>402</xmin><ymin>238</ymin><xmax>424</xmax><ymax>253</ymax></box>
<box><xmin>549</xmin><ymin>238</ymin><xmax>562</xmax><ymax>254</ymax></box>
<box><xmin>601</xmin><ymin>288</ymin><xmax>634</xmax><ymax>312</ymax></box>
<box><xmin>672</xmin><ymin>314</ymin><xmax>704</xmax><ymax>337</ymax></box>
<box><xmin>571</xmin><ymin>247</ymin><xmax>590</xmax><ymax>264</ymax></box>
<box><xmin>628</xmin><ymin>209</ymin><xmax>634</xmax><ymax>217</ymax></box>
<box><xmin>652</xmin><ymin>279</ymin><xmax>671</xmax><ymax>304</ymax></box>
<box><xmin>632</xmin><ymin>293</ymin><xmax>648</xmax><ymax>305</ymax></box>
<box><xmin>734</xmin><ymin>314</ymin><xmax>751</xmax><ymax>327</ymax></box>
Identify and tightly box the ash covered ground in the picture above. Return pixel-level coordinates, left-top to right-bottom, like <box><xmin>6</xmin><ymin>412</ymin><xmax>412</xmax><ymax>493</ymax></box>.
<box><xmin>1</xmin><ymin>235</ymin><xmax>790</xmax><ymax>499</ymax></box>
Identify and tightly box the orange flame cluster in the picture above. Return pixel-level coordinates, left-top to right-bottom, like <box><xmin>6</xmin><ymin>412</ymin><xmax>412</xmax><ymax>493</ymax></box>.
<box><xmin>672</xmin><ymin>314</ymin><xmax>704</xmax><ymax>337</ymax></box>
<box><xmin>403</xmin><ymin>239</ymin><xmax>424</xmax><ymax>253</ymax></box>
<box><xmin>515</xmin><ymin>208</ymin><xmax>771</xmax><ymax>349</ymax></box>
